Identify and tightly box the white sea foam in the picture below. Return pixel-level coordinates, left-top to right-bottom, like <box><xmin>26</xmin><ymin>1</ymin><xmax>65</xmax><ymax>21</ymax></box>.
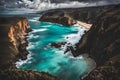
<box><xmin>65</xmin><ymin>25</ymin><xmax>87</xmax><ymax>46</ymax></box>
<box><xmin>32</xmin><ymin>28</ymin><xmax>48</xmax><ymax>33</ymax></box>
<box><xmin>16</xmin><ymin>35</ymin><xmax>36</xmax><ymax>68</ymax></box>
<box><xmin>26</xmin><ymin>42</ymin><xmax>36</xmax><ymax>50</ymax></box>
<box><xmin>15</xmin><ymin>52</ymin><xmax>32</xmax><ymax>68</ymax></box>
<box><xmin>29</xmin><ymin>17</ymin><xmax>40</xmax><ymax>22</ymax></box>
<box><xmin>27</xmin><ymin>33</ymin><xmax>39</xmax><ymax>40</ymax></box>
<box><xmin>52</xmin><ymin>24</ymin><xmax>87</xmax><ymax>59</ymax></box>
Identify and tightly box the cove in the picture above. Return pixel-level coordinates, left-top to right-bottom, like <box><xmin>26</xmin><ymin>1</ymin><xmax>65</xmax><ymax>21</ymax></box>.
<box><xmin>16</xmin><ymin>17</ymin><xmax>95</xmax><ymax>80</ymax></box>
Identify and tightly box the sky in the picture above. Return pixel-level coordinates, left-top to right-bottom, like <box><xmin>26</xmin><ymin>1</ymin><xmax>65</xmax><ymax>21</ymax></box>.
<box><xmin>0</xmin><ymin>0</ymin><xmax>120</xmax><ymax>8</ymax></box>
<box><xmin>0</xmin><ymin>0</ymin><xmax>120</xmax><ymax>15</ymax></box>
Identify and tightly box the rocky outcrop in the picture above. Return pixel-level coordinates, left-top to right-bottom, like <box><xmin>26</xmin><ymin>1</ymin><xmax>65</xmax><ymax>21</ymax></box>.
<box><xmin>50</xmin><ymin>42</ymin><xmax>67</xmax><ymax>48</ymax></box>
<box><xmin>0</xmin><ymin>69</ymin><xmax>58</xmax><ymax>80</ymax></box>
<box><xmin>76</xmin><ymin>5</ymin><xmax>120</xmax><ymax>80</ymax></box>
<box><xmin>0</xmin><ymin>17</ymin><xmax>58</xmax><ymax>80</ymax></box>
<box><xmin>39</xmin><ymin>11</ymin><xmax>74</xmax><ymax>26</ymax></box>
<box><xmin>0</xmin><ymin>17</ymin><xmax>31</xmax><ymax>69</ymax></box>
<box><xmin>39</xmin><ymin>5</ymin><xmax>116</xmax><ymax>26</ymax></box>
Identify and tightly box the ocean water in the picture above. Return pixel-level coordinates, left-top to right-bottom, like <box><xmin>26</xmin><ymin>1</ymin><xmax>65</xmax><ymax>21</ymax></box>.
<box><xmin>16</xmin><ymin>17</ymin><xmax>95</xmax><ymax>80</ymax></box>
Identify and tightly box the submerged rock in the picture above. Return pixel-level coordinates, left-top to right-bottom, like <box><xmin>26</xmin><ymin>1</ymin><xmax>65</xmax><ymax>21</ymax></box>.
<box><xmin>0</xmin><ymin>69</ymin><xmax>58</xmax><ymax>80</ymax></box>
<box><xmin>50</xmin><ymin>42</ymin><xmax>75</xmax><ymax>54</ymax></box>
<box><xmin>50</xmin><ymin>42</ymin><xmax>67</xmax><ymax>48</ymax></box>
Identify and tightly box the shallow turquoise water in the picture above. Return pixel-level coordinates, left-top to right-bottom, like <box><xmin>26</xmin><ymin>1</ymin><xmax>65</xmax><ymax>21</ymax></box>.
<box><xmin>16</xmin><ymin>18</ymin><xmax>95</xmax><ymax>80</ymax></box>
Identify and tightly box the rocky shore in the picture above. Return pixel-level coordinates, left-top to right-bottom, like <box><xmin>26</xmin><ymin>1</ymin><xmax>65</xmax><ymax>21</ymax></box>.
<box><xmin>0</xmin><ymin>4</ymin><xmax>119</xmax><ymax>80</ymax></box>
<box><xmin>80</xmin><ymin>5</ymin><xmax>120</xmax><ymax>80</ymax></box>
<box><xmin>39</xmin><ymin>5</ymin><xmax>117</xmax><ymax>26</ymax></box>
<box><xmin>39</xmin><ymin>4</ymin><xmax>120</xmax><ymax>80</ymax></box>
<box><xmin>0</xmin><ymin>17</ymin><xmax>58</xmax><ymax>80</ymax></box>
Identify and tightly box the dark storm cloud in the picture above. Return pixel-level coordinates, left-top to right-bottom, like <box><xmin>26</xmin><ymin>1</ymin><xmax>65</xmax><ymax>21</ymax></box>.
<box><xmin>0</xmin><ymin>0</ymin><xmax>120</xmax><ymax>8</ymax></box>
<box><xmin>1</xmin><ymin>0</ymin><xmax>120</xmax><ymax>3</ymax></box>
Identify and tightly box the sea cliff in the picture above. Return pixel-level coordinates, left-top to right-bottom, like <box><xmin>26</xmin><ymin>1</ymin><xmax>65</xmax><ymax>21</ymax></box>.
<box><xmin>0</xmin><ymin>17</ymin><xmax>58</xmax><ymax>80</ymax></box>
<box><xmin>80</xmin><ymin>5</ymin><xmax>120</xmax><ymax>80</ymax></box>
<box><xmin>0</xmin><ymin>4</ymin><xmax>119</xmax><ymax>80</ymax></box>
<box><xmin>39</xmin><ymin>5</ymin><xmax>116</xmax><ymax>26</ymax></box>
<box><xmin>39</xmin><ymin>4</ymin><xmax>120</xmax><ymax>80</ymax></box>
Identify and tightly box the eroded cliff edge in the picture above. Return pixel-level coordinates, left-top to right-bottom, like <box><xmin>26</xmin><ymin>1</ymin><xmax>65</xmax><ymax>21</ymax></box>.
<box><xmin>39</xmin><ymin>4</ymin><xmax>120</xmax><ymax>80</ymax></box>
<box><xmin>0</xmin><ymin>17</ymin><xmax>58</xmax><ymax>80</ymax></box>
<box><xmin>39</xmin><ymin>5</ymin><xmax>117</xmax><ymax>26</ymax></box>
<box><xmin>79</xmin><ymin>5</ymin><xmax>120</xmax><ymax>80</ymax></box>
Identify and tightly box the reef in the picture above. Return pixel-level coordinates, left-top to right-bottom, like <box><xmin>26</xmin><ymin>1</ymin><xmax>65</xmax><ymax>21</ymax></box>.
<box><xmin>39</xmin><ymin>4</ymin><xmax>120</xmax><ymax>80</ymax></box>
<box><xmin>0</xmin><ymin>17</ymin><xmax>58</xmax><ymax>80</ymax></box>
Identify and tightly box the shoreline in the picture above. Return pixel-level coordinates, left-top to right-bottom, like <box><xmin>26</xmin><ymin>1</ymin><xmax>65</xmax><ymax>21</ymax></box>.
<box><xmin>38</xmin><ymin>4</ymin><xmax>120</xmax><ymax>80</ymax></box>
<box><xmin>16</xmin><ymin>19</ymin><xmax>96</xmax><ymax>80</ymax></box>
<box><xmin>0</xmin><ymin>4</ymin><xmax>119</xmax><ymax>80</ymax></box>
<box><xmin>0</xmin><ymin>17</ymin><xmax>58</xmax><ymax>80</ymax></box>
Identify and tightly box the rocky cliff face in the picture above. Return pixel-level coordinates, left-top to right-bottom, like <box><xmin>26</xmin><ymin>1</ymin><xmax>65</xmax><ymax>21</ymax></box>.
<box><xmin>0</xmin><ymin>17</ymin><xmax>58</xmax><ymax>80</ymax></box>
<box><xmin>0</xmin><ymin>17</ymin><xmax>31</xmax><ymax>69</ymax></box>
<box><xmin>39</xmin><ymin>5</ymin><xmax>116</xmax><ymax>26</ymax></box>
<box><xmin>39</xmin><ymin>4</ymin><xmax>120</xmax><ymax>80</ymax></box>
<box><xmin>79</xmin><ymin>5</ymin><xmax>120</xmax><ymax>80</ymax></box>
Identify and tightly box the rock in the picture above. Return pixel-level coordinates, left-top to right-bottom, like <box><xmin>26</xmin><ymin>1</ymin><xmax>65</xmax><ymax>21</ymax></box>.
<box><xmin>0</xmin><ymin>4</ymin><xmax>119</xmax><ymax>80</ymax></box>
<box><xmin>39</xmin><ymin>5</ymin><xmax>116</xmax><ymax>26</ymax></box>
<box><xmin>73</xmin><ymin>4</ymin><xmax>120</xmax><ymax>80</ymax></box>
<box><xmin>0</xmin><ymin>69</ymin><xmax>58</xmax><ymax>80</ymax></box>
<box><xmin>64</xmin><ymin>45</ymin><xmax>75</xmax><ymax>54</ymax></box>
<box><xmin>0</xmin><ymin>17</ymin><xmax>31</xmax><ymax>69</ymax></box>
<box><xmin>50</xmin><ymin>42</ymin><xmax>66</xmax><ymax>48</ymax></box>
<box><xmin>0</xmin><ymin>17</ymin><xmax>59</xmax><ymax>80</ymax></box>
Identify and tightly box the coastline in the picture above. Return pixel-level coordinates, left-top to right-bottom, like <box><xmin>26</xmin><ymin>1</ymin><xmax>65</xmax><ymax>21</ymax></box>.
<box><xmin>39</xmin><ymin>4</ymin><xmax>120</xmax><ymax>80</ymax></box>
<box><xmin>0</xmin><ymin>17</ymin><xmax>58</xmax><ymax>80</ymax></box>
<box><xmin>0</xmin><ymin>4</ymin><xmax>119</xmax><ymax>80</ymax></box>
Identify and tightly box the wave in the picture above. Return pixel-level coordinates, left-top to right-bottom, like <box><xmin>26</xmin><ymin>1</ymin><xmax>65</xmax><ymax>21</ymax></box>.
<box><xmin>65</xmin><ymin>24</ymin><xmax>87</xmax><ymax>46</ymax></box>
<box><xmin>15</xmin><ymin>52</ymin><xmax>32</xmax><ymax>68</ymax></box>
<box><xmin>32</xmin><ymin>28</ymin><xmax>48</xmax><ymax>33</ymax></box>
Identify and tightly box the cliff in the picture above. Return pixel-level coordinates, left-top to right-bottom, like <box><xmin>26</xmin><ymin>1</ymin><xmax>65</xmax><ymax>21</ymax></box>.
<box><xmin>79</xmin><ymin>5</ymin><xmax>120</xmax><ymax>80</ymax></box>
<box><xmin>39</xmin><ymin>5</ymin><xmax>116</xmax><ymax>26</ymax></box>
<box><xmin>0</xmin><ymin>17</ymin><xmax>58</xmax><ymax>80</ymax></box>
<box><xmin>0</xmin><ymin>4</ymin><xmax>119</xmax><ymax>80</ymax></box>
<box><xmin>39</xmin><ymin>4</ymin><xmax>120</xmax><ymax>80</ymax></box>
<box><xmin>0</xmin><ymin>17</ymin><xmax>31</xmax><ymax>69</ymax></box>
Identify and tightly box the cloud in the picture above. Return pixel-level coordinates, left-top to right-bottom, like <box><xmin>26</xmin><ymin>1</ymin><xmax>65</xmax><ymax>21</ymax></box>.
<box><xmin>0</xmin><ymin>0</ymin><xmax>120</xmax><ymax>11</ymax></box>
<box><xmin>18</xmin><ymin>0</ymin><xmax>120</xmax><ymax>11</ymax></box>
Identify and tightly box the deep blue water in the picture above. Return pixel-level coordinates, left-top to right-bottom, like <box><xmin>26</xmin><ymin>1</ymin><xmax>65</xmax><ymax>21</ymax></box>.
<box><xmin>16</xmin><ymin>17</ymin><xmax>95</xmax><ymax>80</ymax></box>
